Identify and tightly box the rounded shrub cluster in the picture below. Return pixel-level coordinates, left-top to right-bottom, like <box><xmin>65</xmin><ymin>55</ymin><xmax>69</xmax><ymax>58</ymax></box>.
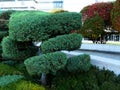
<box><xmin>9</xmin><ymin>12</ymin><xmax>82</xmax><ymax>41</ymax></box>
<box><xmin>9</xmin><ymin>11</ymin><xmax>50</xmax><ymax>41</ymax></box>
<box><xmin>66</xmin><ymin>54</ymin><xmax>91</xmax><ymax>72</ymax></box>
<box><xmin>1</xmin><ymin>36</ymin><xmax>37</xmax><ymax>60</ymax></box>
<box><xmin>41</xmin><ymin>33</ymin><xmax>82</xmax><ymax>53</ymax></box>
<box><xmin>24</xmin><ymin>52</ymin><xmax>67</xmax><ymax>76</ymax></box>
<box><xmin>42</xmin><ymin>12</ymin><xmax>82</xmax><ymax>39</ymax></box>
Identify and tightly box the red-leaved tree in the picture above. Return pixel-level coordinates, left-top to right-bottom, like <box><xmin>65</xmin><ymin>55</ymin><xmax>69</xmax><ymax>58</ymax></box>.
<box><xmin>81</xmin><ymin>2</ymin><xmax>113</xmax><ymax>26</ymax></box>
<box><xmin>111</xmin><ymin>0</ymin><xmax>120</xmax><ymax>32</ymax></box>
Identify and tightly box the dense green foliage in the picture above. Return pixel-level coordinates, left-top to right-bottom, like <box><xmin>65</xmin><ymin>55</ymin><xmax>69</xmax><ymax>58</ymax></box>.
<box><xmin>0</xmin><ymin>31</ymin><xmax>8</xmax><ymax>39</ymax></box>
<box><xmin>111</xmin><ymin>0</ymin><xmax>120</xmax><ymax>32</ymax></box>
<box><xmin>9</xmin><ymin>12</ymin><xmax>82</xmax><ymax>41</ymax></box>
<box><xmin>0</xmin><ymin>10</ymin><xmax>14</xmax><ymax>31</ymax></box>
<box><xmin>0</xmin><ymin>75</ymin><xmax>23</xmax><ymax>87</ymax></box>
<box><xmin>66</xmin><ymin>54</ymin><xmax>91</xmax><ymax>72</ymax></box>
<box><xmin>42</xmin><ymin>12</ymin><xmax>82</xmax><ymax>39</ymax></box>
<box><xmin>0</xmin><ymin>80</ymin><xmax>46</xmax><ymax>90</ymax></box>
<box><xmin>81</xmin><ymin>14</ymin><xmax>105</xmax><ymax>41</ymax></box>
<box><xmin>1</xmin><ymin>36</ymin><xmax>37</xmax><ymax>60</ymax></box>
<box><xmin>41</xmin><ymin>33</ymin><xmax>82</xmax><ymax>53</ymax></box>
<box><xmin>15</xmin><ymin>80</ymin><xmax>46</xmax><ymax>90</ymax></box>
<box><xmin>51</xmin><ymin>66</ymin><xmax>120</xmax><ymax>90</ymax></box>
<box><xmin>0</xmin><ymin>10</ymin><xmax>14</xmax><ymax>40</ymax></box>
<box><xmin>9</xmin><ymin>11</ymin><xmax>50</xmax><ymax>41</ymax></box>
<box><xmin>0</xmin><ymin>63</ymin><xmax>22</xmax><ymax>76</ymax></box>
<box><xmin>24</xmin><ymin>52</ymin><xmax>67</xmax><ymax>76</ymax></box>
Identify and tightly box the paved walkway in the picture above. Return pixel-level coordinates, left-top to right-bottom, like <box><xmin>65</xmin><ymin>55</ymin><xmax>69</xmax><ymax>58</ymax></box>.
<box><xmin>62</xmin><ymin>43</ymin><xmax>120</xmax><ymax>75</ymax></box>
<box><xmin>62</xmin><ymin>50</ymin><xmax>120</xmax><ymax>75</ymax></box>
<box><xmin>80</xmin><ymin>43</ymin><xmax>120</xmax><ymax>53</ymax></box>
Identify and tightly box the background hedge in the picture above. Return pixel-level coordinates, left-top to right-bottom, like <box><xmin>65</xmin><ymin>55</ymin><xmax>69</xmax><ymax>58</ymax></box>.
<box><xmin>0</xmin><ymin>10</ymin><xmax>14</xmax><ymax>41</ymax></box>
<box><xmin>9</xmin><ymin>11</ymin><xmax>82</xmax><ymax>41</ymax></box>
<box><xmin>66</xmin><ymin>54</ymin><xmax>91</xmax><ymax>72</ymax></box>
<box><xmin>1</xmin><ymin>36</ymin><xmax>37</xmax><ymax>60</ymax></box>
<box><xmin>24</xmin><ymin>52</ymin><xmax>67</xmax><ymax>76</ymax></box>
<box><xmin>41</xmin><ymin>33</ymin><xmax>82</xmax><ymax>53</ymax></box>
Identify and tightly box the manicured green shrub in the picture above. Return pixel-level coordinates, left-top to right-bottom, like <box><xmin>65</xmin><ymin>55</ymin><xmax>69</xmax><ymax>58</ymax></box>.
<box><xmin>0</xmin><ymin>75</ymin><xmax>23</xmax><ymax>87</ymax></box>
<box><xmin>66</xmin><ymin>54</ymin><xmax>91</xmax><ymax>72</ymax></box>
<box><xmin>24</xmin><ymin>52</ymin><xmax>67</xmax><ymax>76</ymax></box>
<box><xmin>9</xmin><ymin>11</ymin><xmax>50</xmax><ymax>41</ymax></box>
<box><xmin>41</xmin><ymin>33</ymin><xmax>82</xmax><ymax>53</ymax></box>
<box><xmin>1</xmin><ymin>36</ymin><xmax>37</xmax><ymax>60</ymax></box>
<box><xmin>0</xmin><ymin>63</ymin><xmax>22</xmax><ymax>76</ymax></box>
<box><xmin>42</xmin><ymin>12</ymin><xmax>82</xmax><ymax>39</ymax></box>
<box><xmin>9</xmin><ymin>12</ymin><xmax>82</xmax><ymax>41</ymax></box>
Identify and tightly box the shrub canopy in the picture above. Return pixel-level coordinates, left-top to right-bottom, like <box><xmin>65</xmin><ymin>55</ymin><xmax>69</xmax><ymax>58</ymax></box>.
<box><xmin>9</xmin><ymin>11</ymin><xmax>82</xmax><ymax>41</ymax></box>
<box><xmin>1</xmin><ymin>36</ymin><xmax>37</xmax><ymax>60</ymax></box>
<box><xmin>41</xmin><ymin>33</ymin><xmax>82</xmax><ymax>53</ymax></box>
<box><xmin>24</xmin><ymin>52</ymin><xmax>67</xmax><ymax>76</ymax></box>
<box><xmin>66</xmin><ymin>54</ymin><xmax>91</xmax><ymax>72</ymax></box>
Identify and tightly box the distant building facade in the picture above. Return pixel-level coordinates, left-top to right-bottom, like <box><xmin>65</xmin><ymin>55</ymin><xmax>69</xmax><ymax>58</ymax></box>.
<box><xmin>0</xmin><ymin>0</ymin><xmax>63</xmax><ymax>11</ymax></box>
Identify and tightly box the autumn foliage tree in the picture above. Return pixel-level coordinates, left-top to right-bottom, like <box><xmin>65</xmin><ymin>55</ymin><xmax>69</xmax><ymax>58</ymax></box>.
<box><xmin>81</xmin><ymin>14</ymin><xmax>105</xmax><ymax>43</ymax></box>
<box><xmin>81</xmin><ymin>2</ymin><xmax>113</xmax><ymax>26</ymax></box>
<box><xmin>111</xmin><ymin>0</ymin><xmax>120</xmax><ymax>32</ymax></box>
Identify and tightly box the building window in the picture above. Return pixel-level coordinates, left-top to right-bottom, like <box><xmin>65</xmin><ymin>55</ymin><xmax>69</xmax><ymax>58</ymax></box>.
<box><xmin>0</xmin><ymin>0</ymin><xmax>15</xmax><ymax>1</ymax></box>
<box><xmin>53</xmin><ymin>0</ymin><xmax>63</xmax><ymax>8</ymax></box>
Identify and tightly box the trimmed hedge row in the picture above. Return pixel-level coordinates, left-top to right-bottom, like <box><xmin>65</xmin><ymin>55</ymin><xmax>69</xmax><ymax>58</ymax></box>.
<box><xmin>24</xmin><ymin>52</ymin><xmax>67</xmax><ymax>76</ymax></box>
<box><xmin>41</xmin><ymin>33</ymin><xmax>82</xmax><ymax>54</ymax></box>
<box><xmin>9</xmin><ymin>11</ymin><xmax>50</xmax><ymax>41</ymax></box>
<box><xmin>66</xmin><ymin>54</ymin><xmax>91</xmax><ymax>72</ymax></box>
<box><xmin>9</xmin><ymin>11</ymin><xmax>82</xmax><ymax>41</ymax></box>
<box><xmin>1</xmin><ymin>36</ymin><xmax>37</xmax><ymax>60</ymax></box>
<box><xmin>42</xmin><ymin>12</ymin><xmax>82</xmax><ymax>39</ymax></box>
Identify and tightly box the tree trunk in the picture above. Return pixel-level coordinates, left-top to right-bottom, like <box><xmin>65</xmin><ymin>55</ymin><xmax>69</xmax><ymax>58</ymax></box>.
<box><xmin>40</xmin><ymin>73</ymin><xmax>47</xmax><ymax>85</ymax></box>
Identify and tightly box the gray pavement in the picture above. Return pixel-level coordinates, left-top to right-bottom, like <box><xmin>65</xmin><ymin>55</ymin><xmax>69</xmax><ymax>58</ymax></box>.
<box><xmin>75</xmin><ymin>50</ymin><xmax>120</xmax><ymax>60</ymax></box>
<box><xmin>80</xmin><ymin>43</ymin><xmax>120</xmax><ymax>53</ymax></box>
<box><xmin>62</xmin><ymin>50</ymin><xmax>120</xmax><ymax>75</ymax></box>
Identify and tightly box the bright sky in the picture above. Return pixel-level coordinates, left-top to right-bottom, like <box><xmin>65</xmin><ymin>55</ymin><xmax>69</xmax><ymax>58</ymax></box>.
<box><xmin>63</xmin><ymin>0</ymin><xmax>116</xmax><ymax>12</ymax></box>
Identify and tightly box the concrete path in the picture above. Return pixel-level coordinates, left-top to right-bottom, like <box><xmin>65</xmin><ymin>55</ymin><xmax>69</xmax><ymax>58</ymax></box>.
<box><xmin>62</xmin><ymin>50</ymin><xmax>120</xmax><ymax>75</ymax></box>
<box><xmin>80</xmin><ymin>43</ymin><xmax>120</xmax><ymax>53</ymax></box>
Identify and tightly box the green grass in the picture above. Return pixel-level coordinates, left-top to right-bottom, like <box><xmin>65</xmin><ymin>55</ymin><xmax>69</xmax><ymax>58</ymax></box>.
<box><xmin>0</xmin><ymin>80</ymin><xmax>46</xmax><ymax>90</ymax></box>
<box><xmin>0</xmin><ymin>63</ymin><xmax>22</xmax><ymax>76</ymax></box>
